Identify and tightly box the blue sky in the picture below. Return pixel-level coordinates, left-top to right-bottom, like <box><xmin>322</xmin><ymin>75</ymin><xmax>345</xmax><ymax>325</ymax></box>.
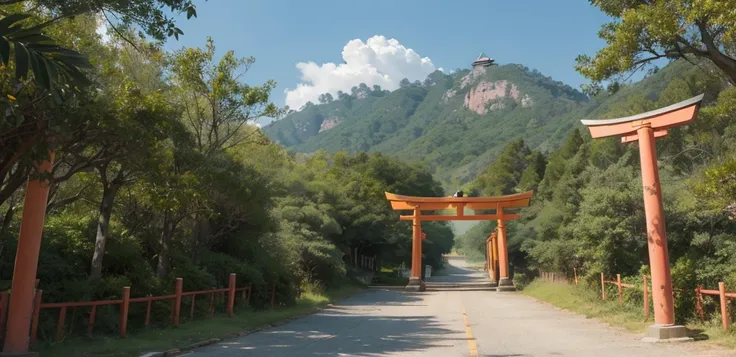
<box><xmin>163</xmin><ymin>0</ymin><xmax>615</xmax><ymax>123</ymax></box>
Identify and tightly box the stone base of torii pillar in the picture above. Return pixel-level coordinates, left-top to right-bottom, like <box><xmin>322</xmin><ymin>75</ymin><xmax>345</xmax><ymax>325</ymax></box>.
<box><xmin>405</xmin><ymin>277</ymin><xmax>426</xmax><ymax>292</ymax></box>
<box><xmin>642</xmin><ymin>325</ymin><xmax>692</xmax><ymax>343</ymax></box>
<box><xmin>497</xmin><ymin>277</ymin><xmax>516</xmax><ymax>292</ymax></box>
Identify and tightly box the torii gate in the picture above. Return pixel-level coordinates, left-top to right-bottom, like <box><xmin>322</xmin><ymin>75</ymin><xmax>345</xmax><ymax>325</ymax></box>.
<box><xmin>580</xmin><ymin>93</ymin><xmax>704</xmax><ymax>342</ymax></box>
<box><xmin>385</xmin><ymin>191</ymin><xmax>533</xmax><ymax>292</ymax></box>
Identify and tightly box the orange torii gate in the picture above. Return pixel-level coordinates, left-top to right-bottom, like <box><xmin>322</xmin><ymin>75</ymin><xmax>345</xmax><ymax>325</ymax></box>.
<box><xmin>385</xmin><ymin>191</ymin><xmax>533</xmax><ymax>292</ymax></box>
<box><xmin>580</xmin><ymin>94</ymin><xmax>704</xmax><ymax>342</ymax></box>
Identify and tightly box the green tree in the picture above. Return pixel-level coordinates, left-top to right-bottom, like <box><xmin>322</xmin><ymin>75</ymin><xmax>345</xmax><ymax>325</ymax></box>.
<box><xmin>578</xmin><ymin>0</ymin><xmax>736</xmax><ymax>91</ymax></box>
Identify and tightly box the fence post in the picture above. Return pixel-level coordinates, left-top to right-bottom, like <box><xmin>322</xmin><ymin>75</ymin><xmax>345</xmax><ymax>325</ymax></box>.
<box><xmin>173</xmin><ymin>278</ymin><xmax>183</xmax><ymax>327</ymax></box>
<box><xmin>695</xmin><ymin>285</ymin><xmax>703</xmax><ymax>321</ymax></box>
<box><xmin>247</xmin><ymin>283</ymin><xmax>252</xmax><ymax>304</ymax></box>
<box><xmin>209</xmin><ymin>291</ymin><xmax>215</xmax><ymax>316</ymax></box>
<box><xmin>119</xmin><ymin>286</ymin><xmax>130</xmax><ymax>338</ymax></box>
<box><xmin>227</xmin><ymin>273</ymin><xmax>236</xmax><ymax>317</ymax></box>
<box><xmin>719</xmin><ymin>282</ymin><xmax>730</xmax><ymax>332</ymax></box>
<box><xmin>270</xmin><ymin>283</ymin><xmax>276</xmax><ymax>308</ymax></box>
<box><xmin>573</xmin><ymin>268</ymin><xmax>578</xmax><ymax>286</ymax></box>
<box><xmin>617</xmin><ymin>274</ymin><xmax>623</xmax><ymax>305</ymax></box>
<box><xmin>145</xmin><ymin>296</ymin><xmax>152</xmax><ymax>327</ymax></box>
<box><xmin>643</xmin><ymin>275</ymin><xmax>649</xmax><ymax>321</ymax></box>
<box><xmin>56</xmin><ymin>307</ymin><xmax>67</xmax><ymax>342</ymax></box>
<box><xmin>601</xmin><ymin>273</ymin><xmax>606</xmax><ymax>300</ymax></box>
<box><xmin>88</xmin><ymin>306</ymin><xmax>97</xmax><ymax>334</ymax></box>
<box><xmin>29</xmin><ymin>290</ymin><xmax>42</xmax><ymax>345</ymax></box>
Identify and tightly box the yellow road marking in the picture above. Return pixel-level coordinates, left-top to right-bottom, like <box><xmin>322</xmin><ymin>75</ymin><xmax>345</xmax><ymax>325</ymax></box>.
<box><xmin>462</xmin><ymin>307</ymin><xmax>478</xmax><ymax>357</ymax></box>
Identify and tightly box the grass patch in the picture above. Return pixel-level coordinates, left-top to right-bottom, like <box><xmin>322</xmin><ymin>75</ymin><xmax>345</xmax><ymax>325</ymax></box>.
<box><xmin>34</xmin><ymin>285</ymin><xmax>363</xmax><ymax>357</ymax></box>
<box><xmin>371</xmin><ymin>271</ymin><xmax>408</xmax><ymax>286</ymax></box>
<box><xmin>524</xmin><ymin>280</ymin><xmax>736</xmax><ymax>349</ymax></box>
<box><xmin>523</xmin><ymin>280</ymin><xmax>649</xmax><ymax>333</ymax></box>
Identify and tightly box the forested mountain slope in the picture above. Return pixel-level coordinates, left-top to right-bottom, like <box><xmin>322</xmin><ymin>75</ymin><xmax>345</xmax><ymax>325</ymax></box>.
<box><xmin>265</xmin><ymin>60</ymin><xmax>697</xmax><ymax>191</ymax></box>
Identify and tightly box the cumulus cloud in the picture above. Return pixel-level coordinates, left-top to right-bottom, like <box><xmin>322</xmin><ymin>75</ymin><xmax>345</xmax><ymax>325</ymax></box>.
<box><xmin>284</xmin><ymin>35</ymin><xmax>439</xmax><ymax>110</ymax></box>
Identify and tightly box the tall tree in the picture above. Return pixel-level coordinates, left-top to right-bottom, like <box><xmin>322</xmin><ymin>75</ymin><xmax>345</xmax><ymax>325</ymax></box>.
<box><xmin>577</xmin><ymin>0</ymin><xmax>736</xmax><ymax>91</ymax></box>
<box><xmin>152</xmin><ymin>37</ymin><xmax>282</xmax><ymax>278</ymax></box>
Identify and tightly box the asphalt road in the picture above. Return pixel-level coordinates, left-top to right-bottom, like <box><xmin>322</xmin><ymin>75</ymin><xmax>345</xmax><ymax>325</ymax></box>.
<box><xmin>188</xmin><ymin>257</ymin><xmax>735</xmax><ymax>357</ymax></box>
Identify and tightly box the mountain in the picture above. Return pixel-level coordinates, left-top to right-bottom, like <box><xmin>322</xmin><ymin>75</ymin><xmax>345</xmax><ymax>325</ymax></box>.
<box><xmin>264</xmin><ymin>60</ymin><xmax>695</xmax><ymax>192</ymax></box>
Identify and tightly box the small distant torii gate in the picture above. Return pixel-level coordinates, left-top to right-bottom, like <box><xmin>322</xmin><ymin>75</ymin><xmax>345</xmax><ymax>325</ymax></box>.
<box><xmin>385</xmin><ymin>191</ymin><xmax>534</xmax><ymax>291</ymax></box>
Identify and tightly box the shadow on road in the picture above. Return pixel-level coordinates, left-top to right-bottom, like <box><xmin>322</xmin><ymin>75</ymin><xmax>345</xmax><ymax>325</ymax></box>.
<box><xmin>195</xmin><ymin>290</ymin><xmax>465</xmax><ymax>356</ymax></box>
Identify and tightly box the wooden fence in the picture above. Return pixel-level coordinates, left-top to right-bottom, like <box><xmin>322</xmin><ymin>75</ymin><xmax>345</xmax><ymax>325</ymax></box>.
<box><xmin>539</xmin><ymin>271</ymin><xmax>574</xmax><ymax>284</ymax></box>
<box><xmin>696</xmin><ymin>282</ymin><xmax>734</xmax><ymax>332</ymax></box>
<box><xmin>598</xmin><ymin>272</ymin><xmax>733</xmax><ymax>332</ymax></box>
<box><xmin>0</xmin><ymin>273</ymin><xmax>286</xmax><ymax>345</ymax></box>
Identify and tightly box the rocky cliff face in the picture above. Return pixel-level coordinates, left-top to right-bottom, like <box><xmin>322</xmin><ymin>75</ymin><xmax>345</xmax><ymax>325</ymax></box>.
<box><xmin>319</xmin><ymin>116</ymin><xmax>341</xmax><ymax>132</ymax></box>
<box><xmin>463</xmin><ymin>80</ymin><xmax>533</xmax><ymax>114</ymax></box>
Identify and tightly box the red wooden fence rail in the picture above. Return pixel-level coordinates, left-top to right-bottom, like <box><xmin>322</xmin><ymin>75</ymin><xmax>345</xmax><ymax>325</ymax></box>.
<box><xmin>696</xmin><ymin>282</ymin><xmax>735</xmax><ymax>332</ymax></box>
<box><xmin>15</xmin><ymin>274</ymin><xmax>261</xmax><ymax>344</ymax></box>
<box><xmin>597</xmin><ymin>272</ymin><xmax>735</xmax><ymax>331</ymax></box>
<box><xmin>600</xmin><ymin>273</ymin><xmax>646</xmax><ymax>318</ymax></box>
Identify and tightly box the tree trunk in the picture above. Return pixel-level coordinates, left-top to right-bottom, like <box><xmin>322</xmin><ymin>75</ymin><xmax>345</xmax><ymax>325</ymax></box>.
<box><xmin>157</xmin><ymin>211</ymin><xmax>175</xmax><ymax>279</ymax></box>
<box><xmin>707</xmin><ymin>51</ymin><xmax>736</xmax><ymax>84</ymax></box>
<box><xmin>89</xmin><ymin>180</ymin><xmax>122</xmax><ymax>280</ymax></box>
<box><xmin>696</xmin><ymin>22</ymin><xmax>736</xmax><ymax>84</ymax></box>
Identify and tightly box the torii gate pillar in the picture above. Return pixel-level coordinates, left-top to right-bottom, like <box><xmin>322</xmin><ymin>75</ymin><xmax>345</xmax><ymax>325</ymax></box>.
<box><xmin>496</xmin><ymin>214</ymin><xmax>515</xmax><ymax>291</ymax></box>
<box><xmin>581</xmin><ymin>94</ymin><xmax>703</xmax><ymax>342</ymax></box>
<box><xmin>3</xmin><ymin>152</ymin><xmax>54</xmax><ymax>355</ymax></box>
<box><xmin>486</xmin><ymin>232</ymin><xmax>499</xmax><ymax>287</ymax></box>
<box><xmin>407</xmin><ymin>207</ymin><xmax>425</xmax><ymax>291</ymax></box>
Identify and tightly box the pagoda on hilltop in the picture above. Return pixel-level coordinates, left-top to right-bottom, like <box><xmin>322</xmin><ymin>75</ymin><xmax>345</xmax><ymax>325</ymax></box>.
<box><xmin>472</xmin><ymin>52</ymin><xmax>496</xmax><ymax>68</ymax></box>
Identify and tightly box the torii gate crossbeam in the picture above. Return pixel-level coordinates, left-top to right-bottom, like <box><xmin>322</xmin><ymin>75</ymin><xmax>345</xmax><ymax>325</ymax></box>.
<box><xmin>385</xmin><ymin>191</ymin><xmax>533</xmax><ymax>292</ymax></box>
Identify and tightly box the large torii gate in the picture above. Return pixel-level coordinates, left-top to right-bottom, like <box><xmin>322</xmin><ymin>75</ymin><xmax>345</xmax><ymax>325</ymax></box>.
<box><xmin>385</xmin><ymin>191</ymin><xmax>533</xmax><ymax>292</ymax></box>
<box><xmin>580</xmin><ymin>93</ymin><xmax>704</xmax><ymax>342</ymax></box>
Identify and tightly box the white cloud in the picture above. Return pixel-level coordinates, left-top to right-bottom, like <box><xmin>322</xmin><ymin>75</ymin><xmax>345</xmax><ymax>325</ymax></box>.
<box><xmin>284</xmin><ymin>35</ymin><xmax>439</xmax><ymax>110</ymax></box>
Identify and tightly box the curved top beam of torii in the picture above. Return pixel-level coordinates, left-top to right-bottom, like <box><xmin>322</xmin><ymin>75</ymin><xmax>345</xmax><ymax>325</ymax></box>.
<box><xmin>384</xmin><ymin>191</ymin><xmax>533</xmax><ymax>221</ymax></box>
<box><xmin>580</xmin><ymin>94</ymin><xmax>704</xmax><ymax>143</ymax></box>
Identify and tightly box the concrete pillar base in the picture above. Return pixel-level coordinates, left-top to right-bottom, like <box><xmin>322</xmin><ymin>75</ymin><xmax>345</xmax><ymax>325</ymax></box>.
<box><xmin>641</xmin><ymin>324</ymin><xmax>693</xmax><ymax>343</ymax></box>
<box><xmin>497</xmin><ymin>277</ymin><xmax>516</xmax><ymax>292</ymax></box>
<box><xmin>405</xmin><ymin>278</ymin><xmax>426</xmax><ymax>292</ymax></box>
<box><xmin>0</xmin><ymin>353</ymin><xmax>40</xmax><ymax>357</ymax></box>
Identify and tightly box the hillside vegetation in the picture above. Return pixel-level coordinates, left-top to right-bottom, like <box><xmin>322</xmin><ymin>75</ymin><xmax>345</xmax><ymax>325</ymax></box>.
<box><xmin>266</xmin><ymin>63</ymin><xmax>596</xmax><ymax>189</ymax></box>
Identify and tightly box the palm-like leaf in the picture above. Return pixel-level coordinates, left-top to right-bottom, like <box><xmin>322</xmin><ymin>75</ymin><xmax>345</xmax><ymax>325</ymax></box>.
<box><xmin>0</xmin><ymin>14</ymin><xmax>93</xmax><ymax>90</ymax></box>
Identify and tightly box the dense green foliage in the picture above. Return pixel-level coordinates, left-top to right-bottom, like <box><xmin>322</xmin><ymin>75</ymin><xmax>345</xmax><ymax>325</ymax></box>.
<box><xmin>0</xmin><ymin>11</ymin><xmax>453</xmax><ymax>344</ymax></box>
<box><xmin>457</xmin><ymin>58</ymin><xmax>736</xmax><ymax>323</ymax></box>
<box><xmin>578</xmin><ymin>0</ymin><xmax>736</xmax><ymax>94</ymax></box>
